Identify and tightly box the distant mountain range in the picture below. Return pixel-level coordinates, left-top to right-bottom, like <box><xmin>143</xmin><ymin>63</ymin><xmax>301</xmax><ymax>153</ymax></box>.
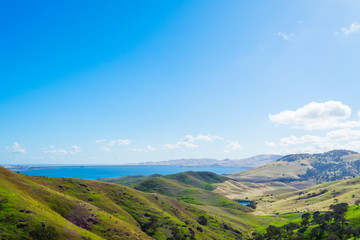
<box><xmin>130</xmin><ymin>154</ymin><xmax>283</xmax><ymax>168</ymax></box>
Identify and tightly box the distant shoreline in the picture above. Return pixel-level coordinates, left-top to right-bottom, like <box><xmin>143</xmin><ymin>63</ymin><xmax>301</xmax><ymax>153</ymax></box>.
<box><xmin>3</xmin><ymin>164</ymin><xmax>251</xmax><ymax>172</ymax></box>
<box><xmin>3</xmin><ymin>165</ymin><xmax>249</xmax><ymax>180</ymax></box>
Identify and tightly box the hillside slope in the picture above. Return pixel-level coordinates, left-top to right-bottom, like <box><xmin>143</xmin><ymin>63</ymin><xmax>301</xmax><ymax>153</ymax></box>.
<box><xmin>133</xmin><ymin>176</ymin><xmax>241</xmax><ymax>208</ymax></box>
<box><xmin>99</xmin><ymin>171</ymin><xmax>229</xmax><ymax>190</ymax></box>
<box><xmin>163</xmin><ymin>171</ymin><xmax>229</xmax><ymax>190</ymax></box>
<box><xmin>98</xmin><ymin>174</ymin><xmax>162</xmax><ymax>186</ymax></box>
<box><xmin>213</xmin><ymin>180</ymin><xmax>300</xmax><ymax>201</ymax></box>
<box><xmin>0</xmin><ymin>166</ymin><xmax>269</xmax><ymax>239</ymax></box>
<box><xmin>225</xmin><ymin>150</ymin><xmax>360</xmax><ymax>184</ymax></box>
<box><xmin>256</xmin><ymin>175</ymin><xmax>360</xmax><ymax>215</ymax></box>
<box><xmin>131</xmin><ymin>173</ymin><xmax>283</xmax><ymax>234</ymax></box>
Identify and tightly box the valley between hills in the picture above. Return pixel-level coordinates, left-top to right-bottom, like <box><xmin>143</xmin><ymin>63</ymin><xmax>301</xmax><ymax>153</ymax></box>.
<box><xmin>1</xmin><ymin>150</ymin><xmax>360</xmax><ymax>239</ymax></box>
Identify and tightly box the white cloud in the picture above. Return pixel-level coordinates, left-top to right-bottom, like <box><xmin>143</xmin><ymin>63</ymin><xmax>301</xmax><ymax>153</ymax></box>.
<box><xmin>339</xmin><ymin>22</ymin><xmax>360</xmax><ymax>35</ymax></box>
<box><xmin>344</xmin><ymin>141</ymin><xmax>360</xmax><ymax>150</ymax></box>
<box><xmin>265</xmin><ymin>141</ymin><xmax>277</xmax><ymax>147</ymax></box>
<box><xmin>277</xmin><ymin>141</ymin><xmax>360</xmax><ymax>155</ymax></box>
<box><xmin>163</xmin><ymin>134</ymin><xmax>223</xmax><ymax>149</ymax></box>
<box><xmin>72</xmin><ymin>145</ymin><xmax>82</xmax><ymax>153</ymax></box>
<box><xmin>280</xmin><ymin>135</ymin><xmax>323</xmax><ymax>146</ymax></box>
<box><xmin>280</xmin><ymin>129</ymin><xmax>360</xmax><ymax>147</ymax></box>
<box><xmin>326</xmin><ymin>128</ymin><xmax>360</xmax><ymax>141</ymax></box>
<box><xmin>107</xmin><ymin>139</ymin><xmax>132</xmax><ymax>146</ymax></box>
<box><xmin>358</xmin><ymin>111</ymin><xmax>360</xmax><ymax>119</ymax></box>
<box><xmin>97</xmin><ymin>139</ymin><xmax>132</xmax><ymax>152</ymax></box>
<box><xmin>163</xmin><ymin>135</ymin><xmax>198</xmax><ymax>149</ymax></box>
<box><xmin>132</xmin><ymin>145</ymin><xmax>157</xmax><ymax>152</ymax></box>
<box><xmin>224</xmin><ymin>141</ymin><xmax>242</xmax><ymax>153</ymax></box>
<box><xmin>277</xmin><ymin>128</ymin><xmax>360</xmax><ymax>153</ymax></box>
<box><xmin>146</xmin><ymin>145</ymin><xmax>156</xmax><ymax>151</ymax></box>
<box><xmin>277</xmin><ymin>32</ymin><xmax>295</xmax><ymax>40</ymax></box>
<box><xmin>6</xmin><ymin>142</ymin><xmax>26</xmax><ymax>154</ymax></box>
<box><xmin>195</xmin><ymin>134</ymin><xmax>224</xmax><ymax>142</ymax></box>
<box><xmin>45</xmin><ymin>145</ymin><xmax>81</xmax><ymax>155</ymax></box>
<box><xmin>269</xmin><ymin>101</ymin><xmax>360</xmax><ymax>130</ymax></box>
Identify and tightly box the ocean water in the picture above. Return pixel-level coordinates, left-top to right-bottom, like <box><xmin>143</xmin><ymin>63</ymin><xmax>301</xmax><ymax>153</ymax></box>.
<box><xmin>16</xmin><ymin>166</ymin><xmax>248</xmax><ymax>180</ymax></box>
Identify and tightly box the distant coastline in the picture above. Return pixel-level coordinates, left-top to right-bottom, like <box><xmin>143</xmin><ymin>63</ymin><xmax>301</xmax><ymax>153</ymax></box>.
<box><xmin>4</xmin><ymin>165</ymin><xmax>249</xmax><ymax>180</ymax></box>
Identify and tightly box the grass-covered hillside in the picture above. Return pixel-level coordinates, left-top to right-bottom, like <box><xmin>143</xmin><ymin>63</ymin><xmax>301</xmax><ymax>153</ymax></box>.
<box><xmin>213</xmin><ymin>180</ymin><xmax>300</xmax><ymax>201</ymax></box>
<box><xmin>103</xmin><ymin>171</ymin><xmax>287</xmax><ymax>234</ymax></box>
<box><xmin>0</xmin><ymin>166</ymin><xmax>280</xmax><ymax>239</ymax></box>
<box><xmin>100</xmin><ymin>171</ymin><xmax>229</xmax><ymax>190</ymax></box>
<box><xmin>101</xmin><ymin>167</ymin><xmax>360</xmax><ymax>239</ymax></box>
<box><xmin>255</xmin><ymin>175</ymin><xmax>360</xmax><ymax>215</ymax></box>
<box><xmin>163</xmin><ymin>171</ymin><xmax>229</xmax><ymax>190</ymax></box>
<box><xmin>133</xmin><ymin>176</ymin><xmax>238</xmax><ymax>208</ymax></box>
<box><xmin>98</xmin><ymin>174</ymin><xmax>162</xmax><ymax>186</ymax></box>
<box><xmin>251</xmin><ymin>203</ymin><xmax>360</xmax><ymax>239</ymax></box>
<box><xmin>225</xmin><ymin>150</ymin><xmax>360</xmax><ymax>184</ymax></box>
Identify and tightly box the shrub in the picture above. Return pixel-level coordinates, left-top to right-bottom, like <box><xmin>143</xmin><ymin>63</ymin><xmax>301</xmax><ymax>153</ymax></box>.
<box><xmin>29</xmin><ymin>223</ymin><xmax>58</xmax><ymax>240</ymax></box>
<box><xmin>197</xmin><ymin>215</ymin><xmax>207</xmax><ymax>225</ymax></box>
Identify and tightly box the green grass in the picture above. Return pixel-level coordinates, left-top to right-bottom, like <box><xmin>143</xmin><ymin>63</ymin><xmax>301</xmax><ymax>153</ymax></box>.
<box><xmin>1</xmin><ymin>166</ymin><xmax>265</xmax><ymax>239</ymax></box>
<box><xmin>346</xmin><ymin>205</ymin><xmax>360</xmax><ymax>225</ymax></box>
<box><xmin>133</xmin><ymin>177</ymin><xmax>247</xmax><ymax>209</ymax></box>
<box><xmin>98</xmin><ymin>174</ymin><xmax>162</xmax><ymax>186</ymax></box>
<box><xmin>256</xmin><ymin>176</ymin><xmax>360</xmax><ymax>215</ymax></box>
<box><xmin>164</xmin><ymin>171</ymin><xmax>229</xmax><ymax>190</ymax></box>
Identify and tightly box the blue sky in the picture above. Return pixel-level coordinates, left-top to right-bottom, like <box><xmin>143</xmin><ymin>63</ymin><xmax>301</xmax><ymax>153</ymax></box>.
<box><xmin>1</xmin><ymin>0</ymin><xmax>360</xmax><ymax>164</ymax></box>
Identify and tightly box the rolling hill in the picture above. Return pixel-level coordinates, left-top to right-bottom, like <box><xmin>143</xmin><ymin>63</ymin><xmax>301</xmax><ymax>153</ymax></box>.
<box><xmin>225</xmin><ymin>150</ymin><xmax>360</xmax><ymax>185</ymax></box>
<box><xmin>100</xmin><ymin>166</ymin><xmax>360</xmax><ymax>239</ymax></box>
<box><xmin>0</xmin><ymin>166</ymin><xmax>282</xmax><ymax>239</ymax></box>
<box><xmin>133</xmin><ymin>176</ymin><xmax>239</xmax><ymax>208</ymax></box>
<box><xmin>255</xmin><ymin>175</ymin><xmax>360</xmax><ymax>215</ymax></box>
<box><xmin>98</xmin><ymin>174</ymin><xmax>162</xmax><ymax>186</ymax></box>
<box><xmin>99</xmin><ymin>171</ymin><xmax>229</xmax><ymax>190</ymax></box>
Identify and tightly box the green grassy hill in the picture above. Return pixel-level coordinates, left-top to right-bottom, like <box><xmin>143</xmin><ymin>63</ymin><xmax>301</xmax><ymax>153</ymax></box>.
<box><xmin>225</xmin><ymin>150</ymin><xmax>360</xmax><ymax>185</ymax></box>
<box><xmin>131</xmin><ymin>173</ymin><xmax>288</xmax><ymax>234</ymax></box>
<box><xmin>163</xmin><ymin>171</ymin><xmax>229</xmax><ymax>190</ymax></box>
<box><xmin>133</xmin><ymin>177</ymin><xmax>242</xmax><ymax>208</ymax></box>
<box><xmin>98</xmin><ymin>174</ymin><xmax>162</xmax><ymax>186</ymax></box>
<box><xmin>99</xmin><ymin>171</ymin><xmax>229</xmax><ymax>190</ymax></box>
<box><xmin>0</xmin><ymin>166</ymin><xmax>280</xmax><ymax>239</ymax></box>
<box><xmin>213</xmin><ymin>180</ymin><xmax>300</xmax><ymax>201</ymax></box>
<box><xmin>255</xmin><ymin>175</ymin><xmax>360</xmax><ymax>215</ymax></box>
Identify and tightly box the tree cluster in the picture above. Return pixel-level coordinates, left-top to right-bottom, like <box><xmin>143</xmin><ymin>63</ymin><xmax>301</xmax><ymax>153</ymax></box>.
<box><xmin>250</xmin><ymin>203</ymin><xmax>360</xmax><ymax>240</ymax></box>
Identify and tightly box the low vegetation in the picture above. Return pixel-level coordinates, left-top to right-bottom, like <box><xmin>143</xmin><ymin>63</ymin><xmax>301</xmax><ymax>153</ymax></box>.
<box><xmin>256</xmin><ymin>175</ymin><xmax>360</xmax><ymax>214</ymax></box>
<box><xmin>3</xmin><ymin>150</ymin><xmax>360</xmax><ymax>239</ymax></box>
<box><xmin>250</xmin><ymin>203</ymin><xmax>360</xmax><ymax>240</ymax></box>
<box><xmin>0</xmin><ymin>167</ymin><xmax>277</xmax><ymax>239</ymax></box>
<box><xmin>225</xmin><ymin>150</ymin><xmax>360</xmax><ymax>187</ymax></box>
<box><xmin>98</xmin><ymin>174</ymin><xmax>162</xmax><ymax>186</ymax></box>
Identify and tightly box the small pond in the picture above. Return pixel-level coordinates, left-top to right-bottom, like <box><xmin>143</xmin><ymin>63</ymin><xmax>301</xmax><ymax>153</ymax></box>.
<box><xmin>238</xmin><ymin>201</ymin><xmax>251</xmax><ymax>206</ymax></box>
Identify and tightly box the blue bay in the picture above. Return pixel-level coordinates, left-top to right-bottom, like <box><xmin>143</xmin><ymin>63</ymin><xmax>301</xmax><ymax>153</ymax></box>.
<box><xmin>16</xmin><ymin>166</ymin><xmax>247</xmax><ymax>180</ymax></box>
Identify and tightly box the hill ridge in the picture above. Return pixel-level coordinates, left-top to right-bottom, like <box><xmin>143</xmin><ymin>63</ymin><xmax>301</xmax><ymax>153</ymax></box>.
<box><xmin>225</xmin><ymin>149</ymin><xmax>360</xmax><ymax>185</ymax></box>
<box><xmin>129</xmin><ymin>154</ymin><xmax>283</xmax><ymax>168</ymax></box>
